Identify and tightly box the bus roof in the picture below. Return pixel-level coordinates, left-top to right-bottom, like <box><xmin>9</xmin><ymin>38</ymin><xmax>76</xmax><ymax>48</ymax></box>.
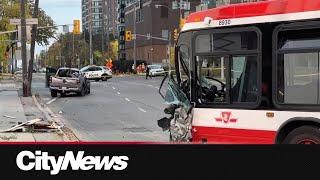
<box><xmin>182</xmin><ymin>0</ymin><xmax>320</xmax><ymax>32</ymax></box>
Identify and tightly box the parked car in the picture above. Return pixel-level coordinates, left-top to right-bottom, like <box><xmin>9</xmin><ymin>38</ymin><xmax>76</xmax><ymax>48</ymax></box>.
<box><xmin>147</xmin><ymin>65</ymin><xmax>166</xmax><ymax>77</ymax></box>
<box><xmin>49</xmin><ymin>68</ymin><xmax>90</xmax><ymax>97</ymax></box>
<box><xmin>80</xmin><ymin>65</ymin><xmax>112</xmax><ymax>81</ymax></box>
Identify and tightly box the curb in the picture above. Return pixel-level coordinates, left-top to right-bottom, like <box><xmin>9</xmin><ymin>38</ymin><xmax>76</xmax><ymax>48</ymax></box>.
<box><xmin>32</xmin><ymin>95</ymin><xmax>80</xmax><ymax>142</ymax></box>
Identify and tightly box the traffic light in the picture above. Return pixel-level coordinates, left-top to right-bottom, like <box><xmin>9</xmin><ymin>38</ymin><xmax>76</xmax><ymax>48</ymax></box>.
<box><xmin>73</xmin><ymin>20</ymin><xmax>81</xmax><ymax>35</ymax></box>
<box><xmin>173</xmin><ymin>28</ymin><xmax>179</xmax><ymax>41</ymax></box>
<box><xmin>125</xmin><ymin>30</ymin><xmax>132</xmax><ymax>41</ymax></box>
<box><xmin>180</xmin><ymin>18</ymin><xmax>186</xmax><ymax>29</ymax></box>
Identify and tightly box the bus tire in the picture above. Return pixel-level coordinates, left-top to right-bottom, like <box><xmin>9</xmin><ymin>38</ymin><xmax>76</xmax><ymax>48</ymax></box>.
<box><xmin>283</xmin><ymin>126</ymin><xmax>320</xmax><ymax>144</ymax></box>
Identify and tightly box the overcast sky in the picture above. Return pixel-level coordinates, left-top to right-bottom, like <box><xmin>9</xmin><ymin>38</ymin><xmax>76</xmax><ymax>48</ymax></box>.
<box><xmin>35</xmin><ymin>0</ymin><xmax>82</xmax><ymax>54</ymax></box>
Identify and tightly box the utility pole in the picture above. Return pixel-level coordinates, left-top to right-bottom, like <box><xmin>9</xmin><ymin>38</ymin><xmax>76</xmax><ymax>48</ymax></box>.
<box><xmin>27</xmin><ymin>0</ymin><xmax>39</xmax><ymax>96</ymax></box>
<box><xmin>89</xmin><ymin>0</ymin><xmax>93</xmax><ymax>65</ymax></box>
<box><xmin>72</xmin><ymin>33</ymin><xmax>75</xmax><ymax>67</ymax></box>
<box><xmin>101</xmin><ymin>0</ymin><xmax>106</xmax><ymax>53</ymax></box>
<box><xmin>133</xmin><ymin>4</ymin><xmax>136</xmax><ymax>71</ymax></box>
<box><xmin>20</xmin><ymin>0</ymin><xmax>28</xmax><ymax>97</ymax></box>
<box><xmin>168</xmin><ymin>32</ymin><xmax>171</xmax><ymax>71</ymax></box>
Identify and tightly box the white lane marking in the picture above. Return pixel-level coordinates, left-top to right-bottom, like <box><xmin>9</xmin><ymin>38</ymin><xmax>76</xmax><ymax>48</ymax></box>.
<box><xmin>112</xmin><ymin>86</ymin><xmax>116</xmax><ymax>90</ymax></box>
<box><xmin>155</xmin><ymin>87</ymin><xmax>160</xmax><ymax>90</ymax></box>
<box><xmin>138</xmin><ymin>107</ymin><xmax>147</xmax><ymax>113</ymax></box>
<box><xmin>148</xmin><ymin>84</ymin><xmax>153</xmax><ymax>87</ymax></box>
<box><xmin>125</xmin><ymin>98</ymin><xmax>130</xmax><ymax>102</ymax></box>
<box><xmin>46</xmin><ymin>98</ymin><xmax>57</xmax><ymax>105</ymax></box>
<box><xmin>117</xmin><ymin>92</ymin><xmax>121</xmax><ymax>95</ymax></box>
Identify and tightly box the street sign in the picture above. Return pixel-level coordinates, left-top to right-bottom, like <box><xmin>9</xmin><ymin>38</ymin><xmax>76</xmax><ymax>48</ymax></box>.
<box><xmin>132</xmin><ymin>34</ymin><xmax>136</xmax><ymax>40</ymax></box>
<box><xmin>26</xmin><ymin>18</ymin><xmax>38</xmax><ymax>25</ymax></box>
<box><xmin>10</xmin><ymin>18</ymin><xmax>38</xmax><ymax>25</ymax></box>
<box><xmin>10</xmin><ymin>19</ymin><xmax>20</xmax><ymax>25</ymax></box>
<box><xmin>147</xmin><ymin>33</ymin><xmax>151</xmax><ymax>40</ymax></box>
<box><xmin>172</xmin><ymin>1</ymin><xmax>179</xmax><ymax>10</ymax></box>
<box><xmin>18</xmin><ymin>26</ymin><xmax>32</xmax><ymax>42</ymax></box>
<box><xmin>162</xmin><ymin>30</ymin><xmax>169</xmax><ymax>40</ymax></box>
<box><xmin>63</xmin><ymin>25</ymin><xmax>69</xmax><ymax>33</ymax></box>
<box><xmin>180</xmin><ymin>1</ymin><xmax>190</xmax><ymax>10</ymax></box>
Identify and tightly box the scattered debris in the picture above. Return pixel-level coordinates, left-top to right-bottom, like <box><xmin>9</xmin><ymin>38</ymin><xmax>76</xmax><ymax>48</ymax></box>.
<box><xmin>0</xmin><ymin>119</ymin><xmax>62</xmax><ymax>133</ymax></box>
<box><xmin>0</xmin><ymin>135</ymin><xmax>17</xmax><ymax>141</ymax></box>
<box><xmin>3</xmin><ymin>115</ymin><xmax>16</xmax><ymax>119</ymax></box>
<box><xmin>25</xmin><ymin>113</ymin><xmax>35</xmax><ymax>117</ymax></box>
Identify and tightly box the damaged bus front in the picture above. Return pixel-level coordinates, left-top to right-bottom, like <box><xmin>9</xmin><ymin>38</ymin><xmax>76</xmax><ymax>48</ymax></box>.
<box><xmin>158</xmin><ymin>31</ymin><xmax>194</xmax><ymax>142</ymax></box>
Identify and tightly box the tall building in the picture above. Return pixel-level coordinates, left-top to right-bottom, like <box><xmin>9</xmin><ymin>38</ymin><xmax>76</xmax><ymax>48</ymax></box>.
<box><xmin>104</xmin><ymin>0</ymin><xmax>118</xmax><ymax>37</ymax></box>
<box><xmin>124</xmin><ymin>0</ymin><xmax>201</xmax><ymax>65</ymax></box>
<box><xmin>82</xmin><ymin>0</ymin><xmax>104</xmax><ymax>35</ymax></box>
<box><xmin>118</xmin><ymin>0</ymin><xmax>126</xmax><ymax>61</ymax></box>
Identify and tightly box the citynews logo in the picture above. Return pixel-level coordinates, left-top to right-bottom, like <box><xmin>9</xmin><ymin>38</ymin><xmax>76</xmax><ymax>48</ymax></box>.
<box><xmin>16</xmin><ymin>151</ymin><xmax>129</xmax><ymax>175</ymax></box>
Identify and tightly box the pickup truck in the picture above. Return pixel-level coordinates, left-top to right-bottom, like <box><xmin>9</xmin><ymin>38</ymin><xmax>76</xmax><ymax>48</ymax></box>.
<box><xmin>49</xmin><ymin>68</ymin><xmax>90</xmax><ymax>97</ymax></box>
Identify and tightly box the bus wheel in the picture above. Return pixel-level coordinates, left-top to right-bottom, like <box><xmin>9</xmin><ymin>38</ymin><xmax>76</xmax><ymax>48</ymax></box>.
<box><xmin>283</xmin><ymin>126</ymin><xmax>320</xmax><ymax>144</ymax></box>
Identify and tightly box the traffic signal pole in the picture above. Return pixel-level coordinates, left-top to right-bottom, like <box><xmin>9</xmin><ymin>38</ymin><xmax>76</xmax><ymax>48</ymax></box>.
<box><xmin>89</xmin><ymin>0</ymin><xmax>93</xmax><ymax>65</ymax></box>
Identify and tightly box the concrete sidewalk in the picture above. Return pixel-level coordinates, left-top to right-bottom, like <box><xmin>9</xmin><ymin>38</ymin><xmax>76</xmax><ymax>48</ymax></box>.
<box><xmin>0</xmin><ymin>78</ymin><xmax>78</xmax><ymax>142</ymax></box>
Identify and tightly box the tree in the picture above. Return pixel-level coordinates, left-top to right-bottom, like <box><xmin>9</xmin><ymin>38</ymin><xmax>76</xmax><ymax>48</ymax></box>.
<box><xmin>46</xmin><ymin>33</ymin><xmax>90</xmax><ymax>68</ymax></box>
<box><xmin>109</xmin><ymin>40</ymin><xmax>118</xmax><ymax>61</ymax></box>
<box><xmin>0</xmin><ymin>0</ymin><xmax>56</xmax><ymax>74</ymax></box>
<box><xmin>34</xmin><ymin>8</ymin><xmax>56</xmax><ymax>46</ymax></box>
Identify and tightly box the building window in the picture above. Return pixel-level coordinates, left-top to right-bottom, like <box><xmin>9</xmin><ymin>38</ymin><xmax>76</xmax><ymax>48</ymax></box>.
<box><xmin>160</xmin><ymin>6</ymin><xmax>168</xmax><ymax>18</ymax></box>
<box><xmin>135</xmin><ymin>9</ymin><xmax>144</xmax><ymax>23</ymax></box>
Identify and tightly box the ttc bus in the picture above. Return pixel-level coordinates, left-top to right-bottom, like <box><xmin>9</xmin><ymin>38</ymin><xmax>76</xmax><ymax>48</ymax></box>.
<box><xmin>159</xmin><ymin>0</ymin><xmax>320</xmax><ymax>144</ymax></box>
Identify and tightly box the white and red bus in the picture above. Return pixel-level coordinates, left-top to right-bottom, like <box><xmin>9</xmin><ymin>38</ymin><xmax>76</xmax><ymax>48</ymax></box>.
<box><xmin>159</xmin><ymin>0</ymin><xmax>320</xmax><ymax>144</ymax></box>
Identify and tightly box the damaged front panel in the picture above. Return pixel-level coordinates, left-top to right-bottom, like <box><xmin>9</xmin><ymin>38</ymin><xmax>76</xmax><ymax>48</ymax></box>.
<box><xmin>158</xmin><ymin>73</ymin><xmax>193</xmax><ymax>142</ymax></box>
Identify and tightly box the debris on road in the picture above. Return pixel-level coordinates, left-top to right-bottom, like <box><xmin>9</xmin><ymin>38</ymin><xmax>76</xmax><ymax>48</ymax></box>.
<box><xmin>3</xmin><ymin>115</ymin><xmax>16</xmax><ymax>119</ymax></box>
<box><xmin>0</xmin><ymin>119</ymin><xmax>62</xmax><ymax>133</ymax></box>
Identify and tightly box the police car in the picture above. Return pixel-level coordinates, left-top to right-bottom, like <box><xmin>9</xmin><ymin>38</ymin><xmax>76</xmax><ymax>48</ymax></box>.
<box><xmin>80</xmin><ymin>65</ymin><xmax>112</xmax><ymax>81</ymax></box>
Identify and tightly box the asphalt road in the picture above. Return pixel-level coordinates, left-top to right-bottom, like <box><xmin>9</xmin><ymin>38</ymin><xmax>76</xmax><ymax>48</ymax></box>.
<box><xmin>32</xmin><ymin>73</ymin><xmax>169</xmax><ymax>142</ymax></box>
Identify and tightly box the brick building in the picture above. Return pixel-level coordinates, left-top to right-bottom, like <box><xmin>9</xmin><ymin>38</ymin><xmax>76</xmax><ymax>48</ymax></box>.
<box><xmin>124</xmin><ymin>0</ymin><xmax>265</xmax><ymax>65</ymax></box>
<box><xmin>124</xmin><ymin>0</ymin><xmax>201</xmax><ymax>65</ymax></box>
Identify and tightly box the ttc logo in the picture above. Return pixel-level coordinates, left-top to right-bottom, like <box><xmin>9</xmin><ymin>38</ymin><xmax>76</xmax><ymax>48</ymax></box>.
<box><xmin>215</xmin><ymin>112</ymin><xmax>237</xmax><ymax>124</ymax></box>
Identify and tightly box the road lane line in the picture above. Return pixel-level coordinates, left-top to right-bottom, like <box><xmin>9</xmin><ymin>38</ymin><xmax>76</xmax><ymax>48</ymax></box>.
<box><xmin>148</xmin><ymin>84</ymin><xmax>153</xmax><ymax>87</ymax></box>
<box><xmin>138</xmin><ymin>107</ymin><xmax>147</xmax><ymax>113</ymax></box>
<box><xmin>125</xmin><ymin>98</ymin><xmax>130</xmax><ymax>102</ymax></box>
<box><xmin>112</xmin><ymin>86</ymin><xmax>116</xmax><ymax>90</ymax></box>
<box><xmin>117</xmin><ymin>92</ymin><xmax>121</xmax><ymax>95</ymax></box>
<box><xmin>46</xmin><ymin>98</ymin><xmax>57</xmax><ymax>105</ymax></box>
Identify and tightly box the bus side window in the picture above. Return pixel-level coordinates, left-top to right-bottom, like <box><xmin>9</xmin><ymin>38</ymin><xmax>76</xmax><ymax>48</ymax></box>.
<box><xmin>197</xmin><ymin>56</ymin><xmax>227</xmax><ymax>104</ymax></box>
<box><xmin>276</xmin><ymin>27</ymin><xmax>320</xmax><ymax>105</ymax></box>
